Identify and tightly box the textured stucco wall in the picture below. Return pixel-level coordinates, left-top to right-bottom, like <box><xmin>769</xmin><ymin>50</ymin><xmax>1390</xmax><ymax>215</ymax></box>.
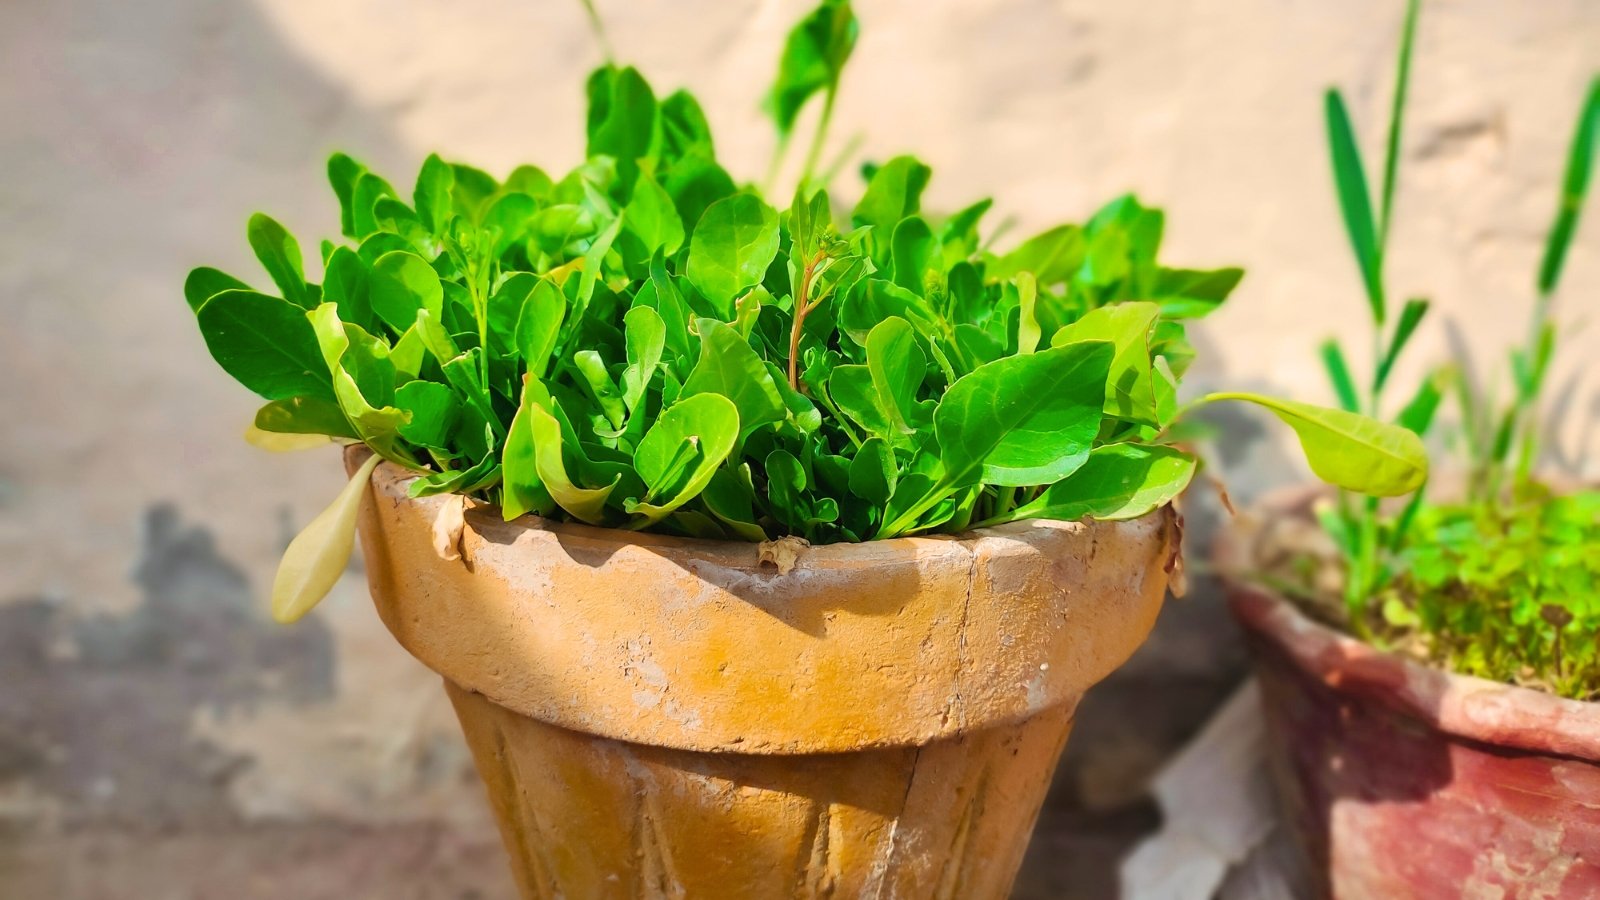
<box><xmin>2</xmin><ymin>0</ymin><xmax>1596</xmax><ymax>897</ymax></box>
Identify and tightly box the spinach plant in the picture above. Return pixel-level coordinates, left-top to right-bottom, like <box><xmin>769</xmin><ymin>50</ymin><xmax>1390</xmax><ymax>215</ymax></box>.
<box><xmin>185</xmin><ymin>0</ymin><xmax>1426</xmax><ymax>622</ymax></box>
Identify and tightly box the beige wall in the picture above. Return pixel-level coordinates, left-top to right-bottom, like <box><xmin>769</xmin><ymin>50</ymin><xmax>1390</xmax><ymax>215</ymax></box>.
<box><xmin>2</xmin><ymin>0</ymin><xmax>1596</xmax><ymax>896</ymax></box>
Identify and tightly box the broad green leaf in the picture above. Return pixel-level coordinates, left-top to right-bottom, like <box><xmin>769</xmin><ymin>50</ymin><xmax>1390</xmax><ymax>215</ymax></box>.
<box><xmin>327</xmin><ymin>152</ymin><xmax>366</xmax><ymax>238</ymax></box>
<box><xmin>847</xmin><ymin>437</ymin><xmax>895</xmax><ymax>504</ymax></box>
<box><xmin>621</xmin><ymin>305</ymin><xmax>666</xmax><ymax>412</ymax></box>
<box><xmin>828</xmin><ymin>365</ymin><xmax>888</xmax><ymax>440</ymax></box>
<box><xmin>514</xmin><ymin>278</ymin><xmax>567</xmax><ymax>379</ymax></box>
<box><xmin>321</xmin><ymin>247</ymin><xmax>374</xmax><ymax>330</ymax></box>
<box><xmin>999</xmin><ymin>444</ymin><xmax>1197</xmax><ymax>525</ymax></box>
<box><xmin>864</xmin><ymin>316</ymin><xmax>927</xmax><ymax>439</ymax></box>
<box><xmin>701</xmin><ymin>467</ymin><xmax>768</xmax><ymax>541</ymax></box>
<box><xmin>351</xmin><ymin>171</ymin><xmax>398</xmax><ymax>239</ymax></box>
<box><xmin>936</xmin><ymin>340</ymin><xmax>1114</xmax><ymax>487</ymax></box>
<box><xmin>527</xmin><ymin>400</ymin><xmax>616</xmax><ymax>525</ymax></box>
<box><xmin>764</xmin><ymin>0</ymin><xmax>858</xmax><ymax>137</ymax></box>
<box><xmin>626</xmin><ymin>393</ymin><xmax>740</xmax><ymax>525</ymax></box>
<box><xmin>574</xmin><ymin>350</ymin><xmax>626</xmax><ymax>429</ymax></box>
<box><xmin>196</xmin><ymin>290</ymin><xmax>331</xmax><ymax>401</ymax></box>
<box><xmin>307</xmin><ymin>304</ymin><xmax>412</xmax><ymax>463</ymax></box>
<box><xmin>253</xmin><ymin>396</ymin><xmax>356</xmax><ymax>440</ymax></box>
<box><xmin>686</xmin><ymin>194</ymin><xmax>780</xmax><ymax>316</ymax></box>
<box><xmin>1198</xmin><ymin>392</ymin><xmax>1428</xmax><ymax>496</ymax></box>
<box><xmin>500</xmin><ymin>378</ymin><xmax>556</xmax><ymax>521</ymax></box>
<box><xmin>889</xmin><ymin>215</ymin><xmax>934</xmax><ymax>293</ymax></box>
<box><xmin>247</xmin><ymin>213</ymin><xmax>310</xmax><ymax>308</ymax></box>
<box><xmin>586</xmin><ymin>65</ymin><xmax>659</xmax><ymax>187</ymax></box>
<box><xmin>623</xmin><ymin>168</ymin><xmax>685</xmax><ymax>257</ymax></box>
<box><xmin>184</xmin><ymin>267</ymin><xmax>250</xmax><ymax>313</ymax></box>
<box><xmin>394</xmin><ymin>381</ymin><xmax>460</xmax><ymax>448</ymax></box>
<box><xmin>852</xmin><ymin>155</ymin><xmax>930</xmax><ymax>233</ymax></box>
<box><xmin>1051</xmin><ymin>301</ymin><xmax>1163</xmax><ymax>426</ymax></box>
<box><xmin>1396</xmin><ymin>366</ymin><xmax>1450</xmax><ymax>437</ymax></box>
<box><xmin>414</xmin><ymin>153</ymin><xmax>455</xmax><ymax>233</ymax></box>
<box><xmin>1538</xmin><ymin>76</ymin><xmax>1599</xmax><ymax>296</ymax></box>
<box><xmin>664</xmin><ymin>156</ymin><xmax>737</xmax><ymax>239</ymax></box>
<box><xmin>681</xmin><ymin>319</ymin><xmax>786</xmax><ymax>440</ymax></box>
<box><xmin>660</xmin><ymin>90</ymin><xmax>716</xmax><ymax>163</ymax></box>
<box><xmin>1152</xmin><ymin>266</ymin><xmax>1244</xmax><ymax>319</ymax></box>
<box><xmin>271</xmin><ymin>452</ymin><xmax>381</xmax><ymax>623</ymax></box>
<box><xmin>988</xmin><ymin>224</ymin><xmax>1084</xmax><ymax>285</ymax></box>
<box><xmin>1325</xmin><ymin>89</ymin><xmax>1386</xmax><ymax>324</ymax></box>
<box><xmin>370</xmin><ymin>251</ymin><xmax>445</xmax><ymax>334</ymax></box>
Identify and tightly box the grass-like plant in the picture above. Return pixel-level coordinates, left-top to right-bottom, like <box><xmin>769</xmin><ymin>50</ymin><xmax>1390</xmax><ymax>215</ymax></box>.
<box><xmin>184</xmin><ymin>0</ymin><xmax>1425</xmax><ymax>622</ymax></box>
<box><xmin>1308</xmin><ymin>0</ymin><xmax>1600</xmax><ymax>698</ymax></box>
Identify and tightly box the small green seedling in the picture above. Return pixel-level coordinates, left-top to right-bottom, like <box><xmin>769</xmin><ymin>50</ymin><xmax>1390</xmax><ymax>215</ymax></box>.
<box><xmin>1305</xmin><ymin>0</ymin><xmax>1599</xmax><ymax>698</ymax></box>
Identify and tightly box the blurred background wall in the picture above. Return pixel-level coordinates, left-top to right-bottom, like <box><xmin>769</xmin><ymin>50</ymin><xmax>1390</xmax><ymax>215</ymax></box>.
<box><xmin>2</xmin><ymin>0</ymin><xmax>1596</xmax><ymax>897</ymax></box>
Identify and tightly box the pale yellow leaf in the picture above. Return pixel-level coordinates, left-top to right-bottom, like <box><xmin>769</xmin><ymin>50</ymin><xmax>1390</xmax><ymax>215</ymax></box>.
<box><xmin>271</xmin><ymin>453</ymin><xmax>381</xmax><ymax>624</ymax></box>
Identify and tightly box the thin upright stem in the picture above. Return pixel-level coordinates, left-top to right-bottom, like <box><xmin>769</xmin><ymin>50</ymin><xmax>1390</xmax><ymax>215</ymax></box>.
<box><xmin>798</xmin><ymin>87</ymin><xmax>837</xmax><ymax>190</ymax></box>
<box><xmin>787</xmin><ymin>250</ymin><xmax>826</xmax><ymax>391</ymax></box>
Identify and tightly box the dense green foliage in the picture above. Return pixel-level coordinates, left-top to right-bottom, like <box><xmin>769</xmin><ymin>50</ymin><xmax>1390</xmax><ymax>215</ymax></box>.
<box><xmin>1308</xmin><ymin>0</ymin><xmax>1599</xmax><ymax>699</ymax></box>
<box><xmin>184</xmin><ymin>1</ymin><xmax>1426</xmax><ymax>621</ymax></box>
<box><xmin>1388</xmin><ymin>487</ymin><xmax>1600</xmax><ymax>700</ymax></box>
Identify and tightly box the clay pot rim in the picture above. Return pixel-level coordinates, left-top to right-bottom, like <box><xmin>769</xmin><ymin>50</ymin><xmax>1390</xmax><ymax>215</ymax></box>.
<box><xmin>355</xmin><ymin>445</ymin><xmax>1168</xmax><ymax>568</ymax></box>
<box><xmin>1217</xmin><ymin>483</ymin><xmax>1600</xmax><ymax>762</ymax></box>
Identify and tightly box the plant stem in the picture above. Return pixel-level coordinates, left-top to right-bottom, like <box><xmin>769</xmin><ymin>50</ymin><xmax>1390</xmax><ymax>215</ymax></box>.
<box><xmin>578</xmin><ymin>0</ymin><xmax>615</xmax><ymax>63</ymax></box>
<box><xmin>787</xmin><ymin>251</ymin><xmax>826</xmax><ymax>390</ymax></box>
<box><xmin>797</xmin><ymin>86</ymin><xmax>837</xmax><ymax>191</ymax></box>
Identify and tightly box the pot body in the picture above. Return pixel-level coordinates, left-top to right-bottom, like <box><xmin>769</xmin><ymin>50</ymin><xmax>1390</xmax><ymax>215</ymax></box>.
<box><xmin>349</xmin><ymin>449</ymin><xmax>1177</xmax><ymax>898</ymax></box>
<box><xmin>1226</xmin><ymin>583</ymin><xmax>1600</xmax><ymax>900</ymax></box>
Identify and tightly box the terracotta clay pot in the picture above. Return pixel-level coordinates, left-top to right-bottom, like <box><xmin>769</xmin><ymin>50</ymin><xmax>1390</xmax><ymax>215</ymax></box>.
<box><xmin>346</xmin><ymin>448</ymin><xmax>1178</xmax><ymax>898</ymax></box>
<box><xmin>1219</xmin><ymin>496</ymin><xmax>1600</xmax><ymax>899</ymax></box>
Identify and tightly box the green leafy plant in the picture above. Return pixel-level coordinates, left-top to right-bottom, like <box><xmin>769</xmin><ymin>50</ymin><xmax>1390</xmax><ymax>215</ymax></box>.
<box><xmin>1312</xmin><ymin>0</ymin><xmax>1448</xmax><ymax>627</ymax></box>
<box><xmin>184</xmin><ymin>0</ymin><xmax>1425</xmax><ymax>622</ymax></box>
<box><xmin>1300</xmin><ymin>0</ymin><xmax>1599</xmax><ymax>698</ymax></box>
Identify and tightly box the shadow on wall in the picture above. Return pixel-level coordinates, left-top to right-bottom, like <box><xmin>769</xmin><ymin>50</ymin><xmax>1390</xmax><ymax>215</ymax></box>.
<box><xmin>1</xmin><ymin>1</ymin><xmax>517</xmax><ymax>897</ymax></box>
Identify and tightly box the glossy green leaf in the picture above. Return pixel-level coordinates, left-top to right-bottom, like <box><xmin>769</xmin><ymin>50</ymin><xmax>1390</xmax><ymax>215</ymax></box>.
<box><xmin>394</xmin><ymin>381</ymin><xmax>460</xmax><ymax>448</ymax></box>
<box><xmin>686</xmin><ymin>194</ymin><xmax>780</xmax><ymax>315</ymax></box>
<box><xmin>621</xmin><ymin>305</ymin><xmax>666</xmax><ymax>412</ymax></box>
<box><xmin>525</xmin><ymin>397</ymin><xmax>615</xmax><ymax>525</ymax></box>
<box><xmin>247</xmin><ymin>213</ymin><xmax>310</xmax><ymax>308</ymax></box>
<box><xmin>852</xmin><ymin>155</ymin><xmax>931</xmax><ymax>233</ymax></box>
<box><xmin>626</xmin><ymin>393</ymin><xmax>740</xmax><ymax>524</ymax></box>
<box><xmin>623</xmin><ymin>168</ymin><xmax>685</xmax><ymax>257</ymax></box>
<box><xmin>936</xmin><ymin>340</ymin><xmax>1114</xmax><ymax>488</ymax></box>
<box><xmin>184</xmin><ymin>267</ymin><xmax>250</xmax><ymax>313</ymax></box>
<box><xmin>253</xmin><ymin>397</ymin><xmax>356</xmax><ymax>440</ymax></box>
<box><xmin>413</xmin><ymin>153</ymin><xmax>455</xmax><ymax>233</ymax></box>
<box><xmin>370</xmin><ymin>250</ymin><xmax>445</xmax><ymax>334</ymax></box>
<box><xmin>1051</xmin><ymin>302</ymin><xmax>1163</xmax><ymax>425</ymax></box>
<box><xmin>196</xmin><ymin>290</ymin><xmax>331</xmax><ymax>401</ymax></box>
<box><xmin>1198</xmin><ymin>392</ymin><xmax>1428</xmax><ymax>496</ymax></box>
<box><xmin>996</xmin><ymin>444</ymin><xmax>1197</xmax><ymax>525</ymax></box>
<box><xmin>764</xmin><ymin>0</ymin><xmax>858</xmax><ymax>137</ymax></box>
<box><xmin>514</xmin><ymin>278</ymin><xmax>567</xmax><ymax>379</ymax></box>
<box><xmin>681</xmin><ymin>319</ymin><xmax>786</xmax><ymax>440</ymax></box>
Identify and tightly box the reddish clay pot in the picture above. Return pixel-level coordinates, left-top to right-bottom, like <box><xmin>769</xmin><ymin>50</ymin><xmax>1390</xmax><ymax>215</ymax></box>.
<box><xmin>347</xmin><ymin>448</ymin><xmax>1180</xmax><ymax>898</ymax></box>
<box><xmin>1221</xmin><ymin>565</ymin><xmax>1600</xmax><ymax>898</ymax></box>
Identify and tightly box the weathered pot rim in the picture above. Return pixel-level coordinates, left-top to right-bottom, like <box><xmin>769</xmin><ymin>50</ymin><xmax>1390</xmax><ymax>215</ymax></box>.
<box><xmin>348</xmin><ymin>445</ymin><xmax>1155</xmax><ymax>561</ymax></box>
<box><xmin>1217</xmin><ymin>484</ymin><xmax>1600</xmax><ymax>762</ymax></box>
<box><xmin>348</xmin><ymin>445</ymin><xmax>1179</xmax><ymax>754</ymax></box>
